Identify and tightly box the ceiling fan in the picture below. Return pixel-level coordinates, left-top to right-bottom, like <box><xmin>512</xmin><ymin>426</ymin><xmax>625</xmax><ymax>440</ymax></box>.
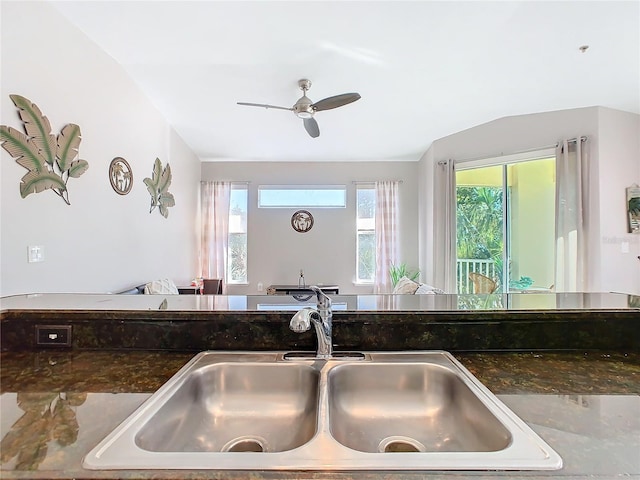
<box><xmin>237</xmin><ymin>79</ymin><xmax>361</xmax><ymax>138</ymax></box>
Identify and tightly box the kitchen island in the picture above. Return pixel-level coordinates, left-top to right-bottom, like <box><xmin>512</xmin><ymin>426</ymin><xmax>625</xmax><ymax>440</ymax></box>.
<box><xmin>1</xmin><ymin>292</ymin><xmax>639</xmax><ymax>479</ymax></box>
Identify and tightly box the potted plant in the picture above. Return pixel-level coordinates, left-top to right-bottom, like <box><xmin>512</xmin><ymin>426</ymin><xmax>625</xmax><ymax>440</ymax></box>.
<box><xmin>389</xmin><ymin>263</ymin><xmax>420</xmax><ymax>287</ymax></box>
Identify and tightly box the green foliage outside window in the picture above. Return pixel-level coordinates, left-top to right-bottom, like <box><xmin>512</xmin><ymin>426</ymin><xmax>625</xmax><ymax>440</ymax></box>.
<box><xmin>456</xmin><ymin>186</ymin><xmax>503</xmax><ymax>261</ymax></box>
<box><xmin>457</xmin><ymin>186</ymin><xmax>534</xmax><ymax>290</ymax></box>
<box><xmin>228</xmin><ymin>233</ymin><xmax>247</xmax><ymax>282</ymax></box>
<box><xmin>357</xmin><ymin>187</ymin><xmax>376</xmax><ymax>283</ymax></box>
<box><xmin>358</xmin><ymin>233</ymin><xmax>375</xmax><ymax>282</ymax></box>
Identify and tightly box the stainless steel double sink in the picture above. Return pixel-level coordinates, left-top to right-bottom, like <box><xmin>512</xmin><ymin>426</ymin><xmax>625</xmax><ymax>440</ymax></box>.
<box><xmin>83</xmin><ymin>351</ymin><xmax>562</xmax><ymax>471</ymax></box>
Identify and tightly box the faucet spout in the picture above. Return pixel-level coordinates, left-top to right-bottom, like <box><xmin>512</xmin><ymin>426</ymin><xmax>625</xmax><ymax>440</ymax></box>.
<box><xmin>289</xmin><ymin>286</ymin><xmax>333</xmax><ymax>359</ymax></box>
<box><xmin>289</xmin><ymin>307</ymin><xmax>314</xmax><ymax>333</ymax></box>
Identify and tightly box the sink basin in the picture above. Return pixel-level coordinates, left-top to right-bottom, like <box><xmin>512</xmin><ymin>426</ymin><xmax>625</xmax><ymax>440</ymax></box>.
<box><xmin>136</xmin><ymin>362</ymin><xmax>319</xmax><ymax>453</ymax></box>
<box><xmin>328</xmin><ymin>363</ymin><xmax>511</xmax><ymax>453</ymax></box>
<box><xmin>84</xmin><ymin>351</ymin><xmax>562</xmax><ymax>471</ymax></box>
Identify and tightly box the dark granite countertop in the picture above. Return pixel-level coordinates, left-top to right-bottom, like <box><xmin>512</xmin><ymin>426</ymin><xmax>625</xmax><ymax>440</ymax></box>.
<box><xmin>2</xmin><ymin>293</ymin><xmax>639</xmax><ymax>352</ymax></box>
<box><xmin>1</xmin><ymin>350</ymin><xmax>639</xmax><ymax>479</ymax></box>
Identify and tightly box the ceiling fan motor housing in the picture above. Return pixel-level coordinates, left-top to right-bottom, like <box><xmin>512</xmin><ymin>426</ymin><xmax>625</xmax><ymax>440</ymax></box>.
<box><xmin>293</xmin><ymin>96</ymin><xmax>315</xmax><ymax>118</ymax></box>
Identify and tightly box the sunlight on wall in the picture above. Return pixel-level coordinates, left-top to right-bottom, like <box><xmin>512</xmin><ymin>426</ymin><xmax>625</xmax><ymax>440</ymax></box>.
<box><xmin>509</xmin><ymin>159</ymin><xmax>555</xmax><ymax>288</ymax></box>
<box><xmin>456</xmin><ymin>166</ymin><xmax>502</xmax><ymax>186</ymax></box>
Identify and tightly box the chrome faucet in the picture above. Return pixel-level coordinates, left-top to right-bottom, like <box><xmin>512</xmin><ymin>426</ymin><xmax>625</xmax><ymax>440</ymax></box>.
<box><xmin>289</xmin><ymin>286</ymin><xmax>332</xmax><ymax>358</ymax></box>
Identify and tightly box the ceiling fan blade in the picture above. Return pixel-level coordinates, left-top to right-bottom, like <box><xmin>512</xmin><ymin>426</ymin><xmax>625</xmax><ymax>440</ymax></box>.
<box><xmin>303</xmin><ymin>117</ymin><xmax>320</xmax><ymax>138</ymax></box>
<box><xmin>237</xmin><ymin>102</ymin><xmax>293</xmax><ymax>111</ymax></box>
<box><xmin>312</xmin><ymin>93</ymin><xmax>361</xmax><ymax>112</ymax></box>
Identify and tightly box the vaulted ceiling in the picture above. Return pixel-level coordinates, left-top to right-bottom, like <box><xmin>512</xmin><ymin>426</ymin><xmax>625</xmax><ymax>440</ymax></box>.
<box><xmin>51</xmin><ymin>1</ymin><xmax>639</xmax><ymax>162</ymax></box>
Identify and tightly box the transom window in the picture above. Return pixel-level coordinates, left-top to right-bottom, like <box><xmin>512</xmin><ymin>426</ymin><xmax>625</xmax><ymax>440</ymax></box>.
<box><xmin>258</xmin><ymin>185</ymin><xmax>346</xmax><ymax>208</ymax></box>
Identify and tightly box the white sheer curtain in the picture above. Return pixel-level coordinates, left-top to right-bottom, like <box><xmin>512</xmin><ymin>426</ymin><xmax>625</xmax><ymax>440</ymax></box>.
<box><xmin>374</xmin><ymin>181</ymin><xmax>400</xmax><ymax>293</ymax></box>
<box><xmin>432</xmin><ymin>159</ymin><xmax>457</xmax><ymax>293</ymax></box>
<box><xmin>200</xmin><ymin>181</ymin><xmax>231</xmax><ymax>292</ymax></box>
<box><xmin>555</xmin><ymin>138</ymin><xmax>588</xmax><ymax>292</ymax></box>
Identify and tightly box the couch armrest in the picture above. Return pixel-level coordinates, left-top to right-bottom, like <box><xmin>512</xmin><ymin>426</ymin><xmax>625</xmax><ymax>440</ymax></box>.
<box><xmin>116</xmin><ymin>284</ymin><xmax>146</xmax><ymax>294</ymax></box>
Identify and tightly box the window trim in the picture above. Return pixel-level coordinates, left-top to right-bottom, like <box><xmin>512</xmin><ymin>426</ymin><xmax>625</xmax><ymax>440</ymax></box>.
<box><xmin>456</xmin><ymin>148</ymin><xmax>556</xmax><ymax>171</ymax></box>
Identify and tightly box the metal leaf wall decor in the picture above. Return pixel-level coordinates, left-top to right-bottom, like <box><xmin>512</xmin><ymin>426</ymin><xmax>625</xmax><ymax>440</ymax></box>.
<box><xmin>143</xmin><ymin>158</ymin><xmax>175</xmax><ymax>218</ymax></box>
<box><xmin>0</xmin><ymin>95</ymin><xmax>89</xmax><ymax>205</ymax></box>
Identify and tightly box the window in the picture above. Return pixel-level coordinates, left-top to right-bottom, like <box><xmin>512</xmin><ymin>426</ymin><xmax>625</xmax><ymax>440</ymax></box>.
<box><xmin>228</xmin><ymin>184</ymin><xmax>247</xmax><ymax>284</ymax></box>
<box><xmin>357</xmin><ymin>186</ymin><xmax>375</xmax><ymax>283</ymax></box>
<box><xmin>456</xmin><ymin>151</ymin><xmax>556</xmax><ymax>293</ymax></box>
<box><xmin>258</xmin><ymin>185</ymin><xmax>346</xmax><ymax>208</ymax></box>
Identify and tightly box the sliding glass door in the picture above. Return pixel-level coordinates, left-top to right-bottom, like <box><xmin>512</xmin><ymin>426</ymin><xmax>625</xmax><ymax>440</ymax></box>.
<box><xmin>456</xmin><ymin>157</ymin><xmax>555</xmax><ymax>293</ymax></box>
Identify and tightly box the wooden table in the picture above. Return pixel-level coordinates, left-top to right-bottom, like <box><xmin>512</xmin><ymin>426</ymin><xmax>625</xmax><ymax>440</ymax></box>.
<box><xmin>177</xmin><ymin>285</ymin><xmax>202</xmax><ymax>294</ymax></box>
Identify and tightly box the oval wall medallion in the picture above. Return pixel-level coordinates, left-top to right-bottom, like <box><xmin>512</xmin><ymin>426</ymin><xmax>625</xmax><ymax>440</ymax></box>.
<box><xmin>109</xmin><ymin>157</ymin><xmax>133</xmax><ymax>195</ymax></box>
<box><xmin>291</xmin><ymin>210</ymin><xmax>314</xmax><ymax>233</ymax></box>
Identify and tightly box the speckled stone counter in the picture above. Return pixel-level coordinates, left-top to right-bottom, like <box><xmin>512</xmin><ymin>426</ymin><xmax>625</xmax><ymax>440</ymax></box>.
<box><xmin>1</xmin><ymin>350</ymin><xmax>639</xmax><ymax>480</ymax></box>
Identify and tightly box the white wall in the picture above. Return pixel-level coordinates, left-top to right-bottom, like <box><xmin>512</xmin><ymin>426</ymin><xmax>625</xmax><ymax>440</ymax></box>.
<box><xmin>417</xmin><ymin>147</ymin><xmax>434</xmax><ymax>288</ymax></box>
<box><xmin>419</xmin><ymin>106</ymin><xmax>640</xmax><ymax>294</ymax></box>
<box><xmin>0</xmin><ymin>1</ymin><xmax>200</xmax><ymax>296</ymax></box>
<box><xmin>596</xmin><ymin>108</ymin><xmax>640</xmax><ymax>293</ymax></box>
<box><xmin>201</xmin><ymin>161</ymin><xmax>420</xmax><ymax>294</ymax></box>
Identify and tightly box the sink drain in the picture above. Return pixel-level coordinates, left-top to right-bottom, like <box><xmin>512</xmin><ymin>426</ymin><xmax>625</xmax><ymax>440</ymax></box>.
<box><xmin>378</xmin><ymin>436</ymin><xmax>426</xmax><ymax>453</ymax></box>
<box><xmin>221</xmin><ymin>436</ymin><xmax>267</xmax><ymax>453</ymax></box>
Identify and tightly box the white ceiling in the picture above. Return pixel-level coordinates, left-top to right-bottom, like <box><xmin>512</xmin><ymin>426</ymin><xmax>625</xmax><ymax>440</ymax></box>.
<box><xmin>50</xmin><ymin>1</ymin><xmax>639</xmax><ymax>162</ymax></box>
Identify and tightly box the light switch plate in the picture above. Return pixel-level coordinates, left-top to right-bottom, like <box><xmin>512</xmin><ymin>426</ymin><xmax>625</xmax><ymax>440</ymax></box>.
<box><xmin>27</xmin><ymin>245</ymin><xmax>44</xmax><ymax>263</ymax></box>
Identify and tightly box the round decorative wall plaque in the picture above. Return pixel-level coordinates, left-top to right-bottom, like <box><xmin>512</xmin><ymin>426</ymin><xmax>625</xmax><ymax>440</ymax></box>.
<box><xmin>291</xmin><ymin>210</ymin><xmax>314</xmax><ymax>233</ymax></box>
<box><xmin>109</xmin><ymin>157</ymin><xmax>133</xmax><ymax>195</ymax></box>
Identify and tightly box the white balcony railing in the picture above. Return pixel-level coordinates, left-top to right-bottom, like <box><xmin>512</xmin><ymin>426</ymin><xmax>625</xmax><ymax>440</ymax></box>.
<box><xmin>457</xmin><ymin>258</ymin><xmax>497</xmax><ymax>294</ymax></box>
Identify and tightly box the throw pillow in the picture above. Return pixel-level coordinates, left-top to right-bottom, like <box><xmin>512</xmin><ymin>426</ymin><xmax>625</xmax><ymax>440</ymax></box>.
<box><xmin>144</xmin><ymin>278</ymin><xmax>179</xmax><ymax>294</ymax></box>
<box><xmin>392</xmin><ymin>276</ymin><xmax>420</xmax><ymax>294</ymax></box>
<box><xmin>415</xmin><ymin>283</ymin><xmax>445</xmax><ymax>294</ymax></box>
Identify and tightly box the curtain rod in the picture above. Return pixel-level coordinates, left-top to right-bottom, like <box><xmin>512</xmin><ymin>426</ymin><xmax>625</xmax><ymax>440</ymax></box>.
<box><xmin>200</xmin><ymin>180</ymin><xmax>251</xmax><ymax>184</ymax></box>
<box><xmin>352</xmin><ymin>180</ymin><xmax>403</xmax><ymax>184</ymax></box>
<box><xmin>437</xmin><ymin>136</ymin><xmax>587</xmax><ymax>165</ymax></box>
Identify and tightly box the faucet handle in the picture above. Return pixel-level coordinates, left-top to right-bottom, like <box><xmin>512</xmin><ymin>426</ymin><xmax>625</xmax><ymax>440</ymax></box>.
<box><xmin>309</xmin><ymin>285</ymin><xmax>331</xmax><ymax>308</ymax></box>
